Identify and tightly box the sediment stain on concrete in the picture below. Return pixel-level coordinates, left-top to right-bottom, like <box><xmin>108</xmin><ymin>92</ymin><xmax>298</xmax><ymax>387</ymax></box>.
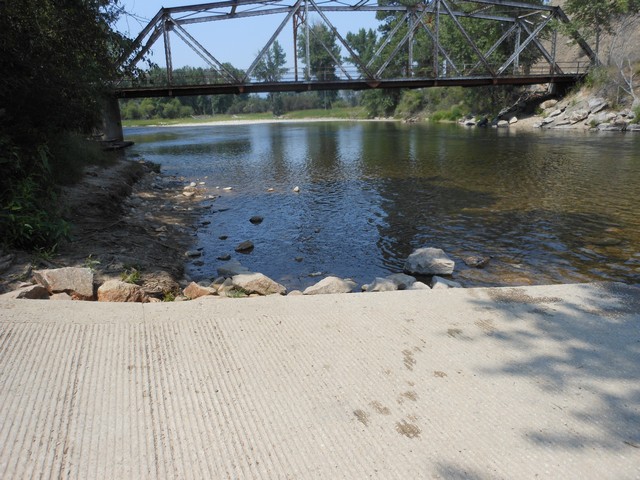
<box><xmin>354</xmin><ymin>409</ymin><xmax>370</xmax><ymax>426</ymax></box>
<box><xmin>433</xmin><ymin>371</ymin><xmax>447</xmax><ymax>378</ymax></box>
<box><xmin>402</xmin><ymin>349</ymin><xmax>416</xmax><ymax>370</ymax></box>
<box><xmin>370</xmin><ymin>401</ymin><xmax>391</xmax><ymax>416</ymax></box>
<box><xmin>396</xmin><ymin>419</ymin><xmax>421</xmax><ymax>438</ymax></box>
<box><xmin>488</xmin><ymin>288</ymin><xmax>562</xmax><ymax>305</ymax></box>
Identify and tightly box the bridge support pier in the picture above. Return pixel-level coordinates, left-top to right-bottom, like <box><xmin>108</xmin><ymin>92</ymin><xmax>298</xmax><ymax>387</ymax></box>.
<box><xmin>102</xmin><ymin>96</ymin><xmax>124</xmax><ymax>142</ymax></box>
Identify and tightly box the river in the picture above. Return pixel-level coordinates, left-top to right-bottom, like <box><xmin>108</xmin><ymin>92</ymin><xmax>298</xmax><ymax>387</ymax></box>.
<box><xmin>124</xmin><ymin>121</ymin><xmax>640</xmax><ymax>290</ymax></box>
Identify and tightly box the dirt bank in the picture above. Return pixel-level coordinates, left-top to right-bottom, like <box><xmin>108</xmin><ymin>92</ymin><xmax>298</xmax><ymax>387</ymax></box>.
<box><xmin>0</xmin><ymin>156</ymin><xmax>211</xmax><ymax>298</ymax></box>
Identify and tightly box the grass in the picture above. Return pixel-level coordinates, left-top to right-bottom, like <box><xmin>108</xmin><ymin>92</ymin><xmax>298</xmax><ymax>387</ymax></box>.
<box><xmin>122</xmin><ymin>107</ymin><xmax>368</xmax><ymax>127</ymax></box>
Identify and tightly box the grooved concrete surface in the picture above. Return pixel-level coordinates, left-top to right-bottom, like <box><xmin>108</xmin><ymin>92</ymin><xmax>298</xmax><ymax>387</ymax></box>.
<box><xmin>1</xmin><ymin>283</ymin><xmax>639</xmax><ymax>479</ymax></box>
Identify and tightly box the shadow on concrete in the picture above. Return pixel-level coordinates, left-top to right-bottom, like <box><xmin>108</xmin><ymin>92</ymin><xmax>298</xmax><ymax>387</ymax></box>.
<box><xmin>470</xmin><ymin>282</ymin><xmax>640</xmax><ymax>450</ymax></box>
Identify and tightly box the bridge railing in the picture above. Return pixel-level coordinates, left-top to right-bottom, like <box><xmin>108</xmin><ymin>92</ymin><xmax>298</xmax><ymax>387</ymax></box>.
<box><xmin>115</xmin><ymin>62</ymin><xmax>590</xmax><ymax>91</ymax></box>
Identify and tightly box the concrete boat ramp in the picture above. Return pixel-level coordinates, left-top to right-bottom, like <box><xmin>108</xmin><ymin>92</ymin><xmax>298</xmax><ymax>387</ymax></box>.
<box><xmin>1</xmin><ymin>282</ymin><xmax>639</xmax><ymax>479</ymax></box>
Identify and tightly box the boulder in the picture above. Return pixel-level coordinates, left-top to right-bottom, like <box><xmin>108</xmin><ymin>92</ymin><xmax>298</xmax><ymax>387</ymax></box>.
<box><xmin>287</xmin><ymin>290</ymin><xmax>303</xmax><ymax>296</ymax></box>
<box><xmin>547</xmin><ymin>108</ymin><xmax>563</xmax><ymax>118</ymax></box>
<box><xmin>463</xmin><ymin>119</ymin><xmax>476</xmax><ymax>126</ymax></box>
<box><xmin>597</xmin><ymin>123</ymin><xmax>625</xmax><ymax>131</ymax></box>
<box><xmin>497</xmin><ymin>120</ymin><xmax>509</xmax><ymax>128</ymax></box>
<box><xmin>303</xmin><ymin>276</ymin><xmax>357</xmax><ymax>295</ymax></box>
<box><xmin>404</xmin><ymin>248</ymin><xmax>455</xmax><ymax>276</ymax></box>
<box><xmin>627</xmin><ymin>124</ymin><xmax>640</xmax><ymax>132</ymax></box>
<box><xmin>430</xmin><ymin>276</ymin><xmax>462</xmax><ymax>289</ymax></box>
<box><xmin>185</xmin><ymin>250</ymin><xmax>202</xmax><ymax>258</ymax></box>
<box><xmin>509</xmin><ymin>117</ymin><xmax>518</xmax><ymax>124</ymax></box>
<box><xmin>386</xmin><ymin>273</ymin><xmax>416</xmax><ymax>290</ymax></box>
<box><xmin>3</xmin><ymin>284</ymin><xmax>50</xmax><ymax>300</ymax></box>
<box><xmin>362</xmin><ymin>277</ymin><xmax>398</xmax><ymax>293</ymax></box>
<box><xmin>569</xmin><ymin>110</ymin><xmax>589</xmax><ymax>124</ymax></box>
<box><xmin>216</xmin><ymin>278</ymin><xmax>235</xmax><ymax>296</ymax></box>
<box><xmin>232</xmin><ymin>273</ymin><xmax>286</xmax><ymax>296</ymax></box>
<box><xmin>33</xmin><ymin>267</ymin><xmax>94</xmax><ymax>300</ymax></box>
<box><xmin>97</xmin><ymin>280</ymin><xmax>148</xmax><ymax>302</ymax></box>
<box><xmin>50</xmin><ymin>292</ymin><xmax>73</xmax><ymax>301</ymax></box>
<box><xmin>235</xmin><ymin>240</ymin><xmax>254</xmax><ymax>253</ymax></box>
<box><xmin>540</xmin><ymin>99</ymin><xmax>558</xmax><ymax>110</ymax></box>
<box><xmin>183</xmin><ymin>281</ymin><xmax>216</xmax><ymax>299</ymax></box>
<box><xmin>588</xmin><ymin>97</ymin><xmax>608</xmax><ymax>113</ymax></box>
<box><xmin>217</xmin><ymin>260</ymin><xmax>251</xmax><ymax>277</ymax></box>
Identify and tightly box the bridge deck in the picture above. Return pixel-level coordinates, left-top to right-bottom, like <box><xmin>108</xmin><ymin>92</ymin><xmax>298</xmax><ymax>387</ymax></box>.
<box><xmin>1</xmin><ymin>283</ymin><xmax>639</xmax><ymax>478</ymax></box>
<box><xmin>116</xmin><ymin>74</ymin><xmax>581</xmax><ymax>98</ymax></box>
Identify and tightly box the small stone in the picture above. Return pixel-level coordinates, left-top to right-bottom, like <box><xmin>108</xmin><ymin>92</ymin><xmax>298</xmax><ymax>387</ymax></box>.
<box><xmin>509</xmin><ymin>117</ymin><xmax>518</xmax><ymax>124</ymax></box>
<box><xmin>309</xmin><ymin>271</ymin><xmax>323</xmax><ymax>277</ymax></box>
<box><xmin>497</xmin><ymin>120</ymin><xmax>509</xmax><ymax>127</ymax></box>
<box><xmin>185</xmin><ymin>250</ymin><xmax>202</xmax><ymax>258</ymax></box>
<box><xmin>287</xmin><ymin>290</ymin><xmax>303</xmax><ymax>296</ymax></box>
<box><xmin>408</xmin><ymin>281</ymin><xmax>430</xmax><ymax>290</ymax></box>
<box><xmin>198</xmin><ymin>182</ymin><xmax>205</xmax><ymax>185</ymax></box>
<box><xmin>430</xmin><ymin>276</ymin><xmax>462</xmax><ymax>289</ymax></box>
<box><xmin>235</xmin><ymin>240</ymin><xmax>254</xmax><ymax>253</ymax></box>
<box><xmin>294</xmin><ymin>257</ymin><xmax>304</xmax><ymax>262</ymax></box>
<box><xmin>293</xmin><ymin>186</ymin><xmax>300</xmax><ymax>193</ymax></box>
<box><xmin>267</xmin><ymin>188</ymin><xmax>275</xmax><ymax>192</ymax></box>
<box><xmin>223</xmin><ymin>186</ymin><xmax>233</xmax><ymax>191</ymax></box>
<box><xmin>250</xmin><ymin>216</ymin><xmax>264</xmax><ymax>224</ymax></box>
<box><xmin>189</xmin><ymin>182</ymin><xmax>197</xmax><ymax>187</ymax></box>
<box><xmin>217</xmin><ymin>254</ymin><xmax>231</xmax><ymax>261</ymax></box>
<box><xmin>219</xmin><ymin>235</ymin><xmax>228</xmax><ymax>240</ymax></box>
<box><xmin>50</xmin><ymin>292</ymin><xmax>73</xmax><ymax>301</ymax></box>
<box><xmin>183</xmin><ymin>191</ymin><xmax>196</xmax><ymax>197</ymax></box>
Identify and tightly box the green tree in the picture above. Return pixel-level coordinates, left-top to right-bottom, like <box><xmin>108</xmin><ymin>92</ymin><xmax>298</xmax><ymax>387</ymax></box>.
<box><xmin>254</xmin><ymin>40</ymin><xmax>288</xmax><ymax>115</ymax></box>
<box><xmin>565</xmin><ymin>0</ymin><xmax>640</xmax><ymax>57</ymax></box>
<box><xmin>0</xmin><ymin>0</ymin><xmax>131</xmax><ymax>248</ymax></box>
<box><xmin>298</xmin><ymin>23</ymin><xmax>342</xmax><ymax>108</ymax></box>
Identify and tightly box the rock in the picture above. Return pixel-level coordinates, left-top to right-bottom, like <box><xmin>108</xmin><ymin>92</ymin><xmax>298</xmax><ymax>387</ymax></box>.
<box><xmin>303</xmin><ymin>276</ymin><xmax>357</xmax><ymax>295</ymax></box>
<box><xmin>232</xmin><ymin>273</ymin><xmax>286</xmax><ymax>296</ymax></box>
<box><xmin>267</xmin><ymin>187</ymin><xmax>275</xmax><ymax>192</ymax></box>
<box><xmin>183</xmin><ymin>191</ymin><xmax>196</xmax><ymax>197</ymax></box>
<box><xmin>588</xmin><ymin>97</ymin><xmax>607</xmax><ymax>113</ymax></box>
<box><xmin>597</xmin><ymin>123</ymin><xmax>624</xmax><ymax>131</ymax></box>
<box><xmin>509</xmin><ymin>117</ymin><xmax>518</xmax><ymax>124</ymax></box>
<box><xmin>540</xmin><ymin>117</ymin><xmax>555</xmax><ymax>126</ymax></box>
<box><xmin>287</xmin><ymin>290</ymin><xmax>303</xmax><ymax>296</ymax></box>
<box><xmin>183</xmin><ymin>281</ymin><xmax>216</xmax><ymax>299</ymax></box>
<box><xmin>476</xmin><ymin>117</ymin><xmax>489</xmax><ymax>127</ymax></box>
<box><xmin>217</xmin><ymin>278</ymin><xmax>236</xmax><ymax>297</ymax></box>
<box><xmin>189</xmin><ymin>182</ymin><xmax>197</xmax><ymax>187</ymax></box>
<box><xmin>540</xmin><ymin>99</ymin><xmax>558</xmax><ymax>110</ymax></box>
<box><xmin>463</xmin><ymin>255</ymin><xmax>491</xmax><ymax>268</ymax></box>
<box><xmin>235</xmin><ymin>240</ymin><xmax>254</xmax><ymax>253</ymax></box>
<box><xmin>404</xmin><ymin>248</ymin><xmax>455</xmax><ymax>276</ymax></box>
<box><xmin>408</xmin><ymin>281</ymin><xmax>430</xmax><ymax>290</ymax></box>
<box><xmin>386</xmin><ymin>273</ymin><xmax>416</xmax><ymax>290</ymax></box>
<box><xmin>497</xmin><ymin>120</ymin><xmax>509</xmax><ymax>128</ymax></box>
<box><xmin>3</xmin><ymin>285</ymin><xmax>50</xmax><ymax>300</ymax></box>
<box><xmin>293</xmin><ymin>186</ymin><xmax>300</xmax><ymax>193</ymax></box>
<box><xmin>547</xmin><ymin>108</ymin><xmax>563</xmax><ymax>118</ymax></box>
<box><xmin>185</xmin><ymin>250</ymin><xmax>202</xmax><ymax>258</ymax></box>
<box><xmin>430</xmin><ymin>276</ymin><xmax>462</xmax><ymax>289</ymax></box>
<box><xmin>362</xmin><ymin>277</ymin><xmax>398</xmax><ymax>293</ymax></box>
<box><xmin>217</xmin><ymin>254</ymin><xmax>231</xmax><ymax>261</ymax></box>
<box><xmin>219</xmin><ymin>235</ymin><xmax>228</xmax><ymax>240</ymax></box>
<box><xmin>217</xmin><ymin>260</ymin><xmax>251</xmax><ymax>277</ymax></box>
<box><xmin>223</xmin><ymin>186</ymin><xmax>233</xmax><ymax>191</ymax></box>
<box><xmin>0</xmin><ymin>253</ymin><xmax>14</xmax><ymax>274</ymax></box>
<box><xmin>33</xmin><ymin>267</ymin><xmax>94</xmax><ymax>300</ymax></box>
<box><xmin>463</xmin><ymin>119</ymin><xmax>476</xmax><ymax>126</ymax></box>
<box><xmin>628</xmin><ymin>124</ymin><xmax>640</xmax><ymax>132</ymax></box>
<box><xmin>249</xmin><ymin>216</ymin><xmax>264</xmax><ymax>224</ymax></box>
<box><xmin>50</xmin><ymin>292</ymin><xmax>73</xmax><ymax>301</ymax></box>
<box><xmin>294</xmin><ymin>257</ymin><xmax>304</xmax><ymax>262</ymax></box>
<box><xmin>569</xmin><ymin>110</ymin><xmax>589</xmax><ymax>124</ymax></box>
<box><xmin>97</xmin><ymin>280</ymin><xmax>148</xmax><ymax>302</ymax></box>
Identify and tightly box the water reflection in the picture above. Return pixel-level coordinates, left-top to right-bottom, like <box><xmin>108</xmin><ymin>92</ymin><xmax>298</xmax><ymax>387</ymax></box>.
<box><xmin>125</xmin><ymin>122</ymin><xmax>640</xmax><ymax>290</ymax></box>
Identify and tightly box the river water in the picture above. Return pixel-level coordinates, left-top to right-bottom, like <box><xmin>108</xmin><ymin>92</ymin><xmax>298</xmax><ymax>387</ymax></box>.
<box><xmin>124</xmin><ymin>121</ymin><xmax>640</xmax><ymax>290</ymax></box>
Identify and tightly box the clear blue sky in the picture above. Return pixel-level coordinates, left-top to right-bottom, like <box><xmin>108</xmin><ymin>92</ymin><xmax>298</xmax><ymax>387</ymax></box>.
<box><xmin>117</xmin><ymin>0</ymin><xmax>380</xmax><ymax>70</ymax></box>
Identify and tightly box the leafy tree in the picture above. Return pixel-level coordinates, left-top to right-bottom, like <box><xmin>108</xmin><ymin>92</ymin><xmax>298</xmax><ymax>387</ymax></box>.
<box><xmin>0</xmin><ymin>0</ymin><xmax>131</xmax><ymax>248</ymax></box>
<box><xmin>254</xmin><ymin>40</ymin><xmax>288</xmax><ymax>114</ymax></box>
<box><xmin>298</xmin><ymin>23</ymin><xmax>342</xmax><ymax>108</ymax></box>
<box><xmin>565</xmin><ymin>0</ymin><xmax>640</xmax><ymax>57</ymax></box>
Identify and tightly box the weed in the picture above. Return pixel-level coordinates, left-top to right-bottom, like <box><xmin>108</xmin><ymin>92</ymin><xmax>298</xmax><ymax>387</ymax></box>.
<box><xmin>83</xmin><ymin>254</ymin><xmax>101</xmax><ymax>272</ymax></box>
<box><xmin>226</xmin><ymin>288</ymin><xmax>248</xmax><ymax>298</ymax></box>
<box><xmin>162</xmin><ymin>291</ymin><xmax>176</xmax><ymax>302</ymax></box>
<box><xmin>121</xmin><ymin>266</ymin><xmax>142</xmax><ymax>285</ymax></box>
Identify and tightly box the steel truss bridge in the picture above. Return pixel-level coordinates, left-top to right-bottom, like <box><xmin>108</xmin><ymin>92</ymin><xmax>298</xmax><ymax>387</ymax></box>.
<box><xmin>115</xmin><ymin>0</ymin><xmax>598</xmax><ymax>98</ymax></box>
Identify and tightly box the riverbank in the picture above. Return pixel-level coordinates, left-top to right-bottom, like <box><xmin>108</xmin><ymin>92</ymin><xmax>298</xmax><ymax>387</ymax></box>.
<box><xmin>0</xmin><ymin>157</ymin><xmax>211</xmax><ymax>298</ymax></box>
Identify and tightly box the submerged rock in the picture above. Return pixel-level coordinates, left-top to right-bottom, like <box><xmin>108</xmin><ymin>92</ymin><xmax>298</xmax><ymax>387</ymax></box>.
<box><xmin>217</xmin><ymin>260</ymin><xmax>251</xmax><ymax>278</ymax></box>
<box><xmin>463</xmin><ymin>255</ymin><xmax>491</xmax><ymax>268</ymax></box>
<box><xmin>235</xmin><ymin>240</ymin><xmax>254</xmax><ymax>253</ymax></box>
<box><xmin>249</xmin><ymin>216</ymin><xmax>264</xmax><ymax>224</ymax></box>
<box><xmin>404</xmin><ymin>248</ymin><xmax>455</xmax><ymax>276</ymax></box>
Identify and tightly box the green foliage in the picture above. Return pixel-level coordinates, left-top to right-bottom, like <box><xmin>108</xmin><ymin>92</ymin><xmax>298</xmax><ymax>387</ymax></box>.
<box><xmin>0</xmin><ymin>0</ymin><xmax>128</xmax><ymax>250</ymax></box>
<box><xmin>162</xmin><ymin>291</ymin><xmax>176</xmax><ymax>302</ymax></box>
<box><xmin>298</xmin><ymin>23</ymin><xmax>341</xmax><ymax>107</ymax></box>
<box><xmin>121</xmin><ymin>267</ymin><xmax>142</xmax><ymax>285</ymax></box>
<box><xmin>583</xmin><ymin>66</ymin><xmax>611</xmax><ymax>89</ymax></box>
<box><xmin>429</xmin><ymin>105</ymin><xmax>465</xmax><ymax>122</ymax></box>
<box><xmin>84</xmin><ymin>255</ymin><xmax>101</xmax><ymax>272</ymax></box>
<box><xmin>254</xmin><ymin>41</ymin><xmax>288</xmax><ymax>115</ymax></box>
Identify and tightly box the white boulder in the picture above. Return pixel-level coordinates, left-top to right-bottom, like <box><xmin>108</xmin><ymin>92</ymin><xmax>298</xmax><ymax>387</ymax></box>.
<box><xmin>232</xmin><ymin>273</ymin><xmax>286</xmax><ymax>296</ymax></box>
<box><xmin>404</xmin><ymin>248</ymin><xmax>455</xmax><ymax>276</ymax></box>
<box><xmin>303</xmin><ymin>276</ymin><xmax>357</xmax><ymax>295</ymax></box>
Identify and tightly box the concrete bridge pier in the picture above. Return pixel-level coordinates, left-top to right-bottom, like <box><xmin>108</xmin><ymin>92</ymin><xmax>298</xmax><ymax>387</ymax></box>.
<box><xmin>102</xmin><ymin>96</ymin><xmax>124</xmax><ymax>142</ymax></box>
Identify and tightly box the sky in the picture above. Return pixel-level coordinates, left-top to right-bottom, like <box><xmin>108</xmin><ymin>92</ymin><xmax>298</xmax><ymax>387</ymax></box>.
<box><xmin>116</xmin><ymin>0</ymin><xmax>381</xmax><ymax>71</ymax></box>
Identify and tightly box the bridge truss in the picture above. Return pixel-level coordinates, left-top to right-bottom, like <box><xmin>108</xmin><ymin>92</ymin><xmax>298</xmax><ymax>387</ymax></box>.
<box><xmin>116</xmin><ymin>0</ymin><xmax>598</xmax><ymax>98</ymax></box>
